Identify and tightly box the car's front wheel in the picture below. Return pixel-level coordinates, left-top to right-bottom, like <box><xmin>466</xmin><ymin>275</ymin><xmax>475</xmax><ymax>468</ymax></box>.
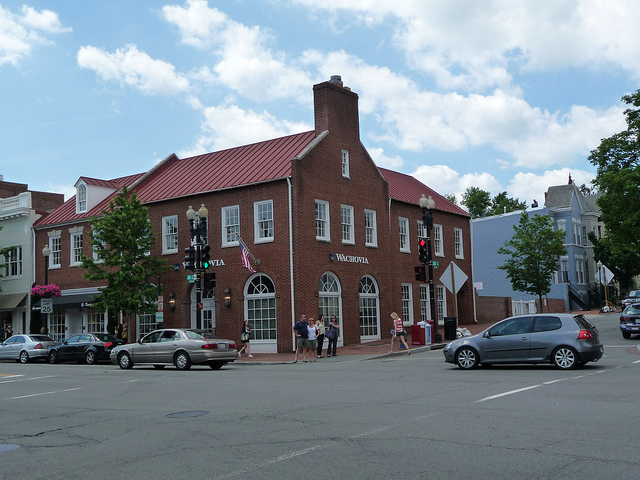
<box><xmin>19</xmin><ymin>350</ymin><xmax>29</xmax><ymax>364</ymax></box>
<box><xmin>48</xmin><ymin>350</ymin><xmax>59</xmax><ymax>364</ymax></box>
<box><xmin>85</xmin><ymin>350</ymin><xmax>97</xmax><ymax>365</ymax></box>
<box><xmin>456</xmin><ymin>347</ymin><xmax>479</xmax><ymax>369</ymax></box>
<box><xmin>118</xmin><ymin>352</ymin><xmax>133</xmax><ymax>369</ymax></box>
<box><xmin>174</xmin><ymin>351</ymin><xmax>192</xmax><ymax>370</ymax></box>
<box><xmin>552</xmin><ymin>346</ymin><xmax>578</xmax><ymax>369</ymax></box>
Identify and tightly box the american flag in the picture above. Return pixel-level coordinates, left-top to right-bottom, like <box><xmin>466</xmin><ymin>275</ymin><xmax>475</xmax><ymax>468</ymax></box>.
<box><xmin>239</xmin><ymin>241</ymin><xmax>256</xmax><ymax>273</ymax></box>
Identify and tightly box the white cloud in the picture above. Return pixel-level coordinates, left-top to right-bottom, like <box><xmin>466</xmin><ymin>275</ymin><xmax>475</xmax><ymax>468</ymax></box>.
<box><xmin>508</xmin><ymin>168</ymin><xmax>596</xmax><ymax>205</ymax></box>
<box><xmin>410</xmin><ymin>164</ymin><xmax>502</xmax><ymax>200</ymax></box>
<box><xmin>367</xmin><ymin>147</ymin><xmax>404</xmax><ymax>170</ymax></box>
<box><xmin>162</xmin><ymin>0</ymin><xmax>312</xmax><ymax>102</ymax></box>
<box><xmin>77</xmin><ymin>44</ymin><xmax>190</xmax><ymax>95</ymax></box>
<box><xmin>0</xmin><ymin>4</ymin><xmax>70</xmax><ymax>66</ymax></box>
<box><xmin>180</xmin><ymin>102</ymin><xmax>311</xmax><ymax>157</ymax></box>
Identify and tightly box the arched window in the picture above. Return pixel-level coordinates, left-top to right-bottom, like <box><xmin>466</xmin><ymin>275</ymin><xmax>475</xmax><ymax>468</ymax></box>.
<box><xmin>245</xmin><ymin>274</ymin><xmax>276</xmax><ymax>340</ymax></box>
<box><xmin>76</xmin><ymin>184</ymin><xmax>87</xmax><ymax>213</ymax></box>
<box><xmin>318</xmin><ymin>272</ymin><xmax>342</xmax><ymax>334</ymax></box>
<box><xmin>359</xmin><ymin>275</ymin><xmax>380</xmax><ymax>340</ymax></box>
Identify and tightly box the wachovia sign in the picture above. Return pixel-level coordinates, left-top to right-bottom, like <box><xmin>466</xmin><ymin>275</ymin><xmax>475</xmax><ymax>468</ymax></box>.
<box><xmin>330</xmin><ymin>253</ymin><xmax>369</xmax><ymax>264</ymax></box>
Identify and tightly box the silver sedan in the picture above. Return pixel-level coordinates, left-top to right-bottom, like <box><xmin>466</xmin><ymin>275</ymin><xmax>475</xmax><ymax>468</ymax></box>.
<box><xmin>443</xmin><ymin>313</ymin><xmax>603</xmax><ymax>369</ymax></box>
<box><xmin>110</xmin><ymin>328</ymin><xmax>238</xmax><ymax>370</ymax></box>
<box><xmin>0</xmin><ymin>334</ymin><xmax>60</xmax><ymax>363</ymax></box>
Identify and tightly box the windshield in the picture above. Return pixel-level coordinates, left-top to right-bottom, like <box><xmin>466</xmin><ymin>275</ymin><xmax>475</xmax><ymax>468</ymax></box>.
<box><xmin>573</xmin><ymin>314</ymin><xmax>596</xmax><ymax>329</ymax></box>
<box><xmin>624</xmin><ymin>305</ymin><xmax>640</xmax><ymax>315</ymax></box>
<box><xmin>185</xmin><ymin>329</ymin><xmax>219</xmax><ymax>340</ymax></box>
<box><xmin>627</xmin><ymin>290</ymin><xmax>640</xmax><ymax>299</ymax></box>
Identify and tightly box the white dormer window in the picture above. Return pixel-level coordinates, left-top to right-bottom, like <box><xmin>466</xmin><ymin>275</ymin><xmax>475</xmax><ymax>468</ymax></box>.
<box><xmin>77</xmin><ymin>184</ymin><xmax>87</xmax><ymax>213</ymax></box>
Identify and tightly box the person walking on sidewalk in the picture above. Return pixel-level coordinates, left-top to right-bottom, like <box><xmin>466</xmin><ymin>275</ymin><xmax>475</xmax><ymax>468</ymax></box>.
<box><xmin>316</xmin><ymin>314</ymin><xmax>326</xmax><ymax>358</ymax></box>
<box><xmin>389</xmin><ymin>312</ymin><xmax>411</xmax><ymax>355</ymax></box>
<box><xmin>307</xmin><ymin>318</ymin><xmax>319</xmax><ymax>362</ymax></box>
<box><xmin>326</xmin><ymin>315</ymin><xmax>340</xmax><ymax>356</ymax></box>
<box><xmin>238</xmin><ymin>320</ymin><xmax>253</xmax><ymax>358</ymax></box>
<box><xmin>293</xmin><ymin>314</ymin><xmax>309</xmax><ymax>363</ymax></box>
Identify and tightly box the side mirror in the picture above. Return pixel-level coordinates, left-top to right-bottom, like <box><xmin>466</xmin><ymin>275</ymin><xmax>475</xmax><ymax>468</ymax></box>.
<box><xmin>137</xmin><ymin>339</ymin><xmax>143</xmax><ymax>344</ymax></box>
<box><xmin>483</xmin><ymin>331</ymin><xmax>491</xmax><ymax>339</ymax></box>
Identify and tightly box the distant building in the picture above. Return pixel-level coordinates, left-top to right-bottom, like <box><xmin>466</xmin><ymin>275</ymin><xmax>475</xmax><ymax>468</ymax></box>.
<box><xmin>32</xmin><ymin>78</ymin><xmax>475</xmax><ymax>350</ymax></box>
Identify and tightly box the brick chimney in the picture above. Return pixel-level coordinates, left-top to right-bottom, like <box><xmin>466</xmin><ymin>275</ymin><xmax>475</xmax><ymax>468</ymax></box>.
<box><xmin>313</xmin><ymin>75</ymin><xmax>360</xmax><ymax>139</ymax></box>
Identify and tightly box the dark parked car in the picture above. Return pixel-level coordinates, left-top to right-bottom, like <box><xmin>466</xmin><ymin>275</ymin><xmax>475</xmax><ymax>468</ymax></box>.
<box><xmin>622</xmin><ymin>290</ymin><xmax>640</xmax><ymax>308</ymax></box>
<box><xmin>0</xmin><ymin>334</ymin><xmax>60</xmax><ymax>363</ymax></box>
<box><xmin>49</xmin><ymin>333</ymin><xmax>124</xmax><ymax>365</ymax></box>
<box><xmin>443</xmin><ymin>313</ymin><xmax>603</xmax><ymax>369</ymax></box>
<box><xmin>619</xmin><ymin>304</ymin><xmax>640</xmax><ymax>339</ymax></box>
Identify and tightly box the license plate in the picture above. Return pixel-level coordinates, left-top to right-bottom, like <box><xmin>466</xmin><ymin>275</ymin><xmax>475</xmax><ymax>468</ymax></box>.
<box><xmin>218</xmin><ymin>343</ymin><xmax>227</xmax><ymax>349</ymax></box>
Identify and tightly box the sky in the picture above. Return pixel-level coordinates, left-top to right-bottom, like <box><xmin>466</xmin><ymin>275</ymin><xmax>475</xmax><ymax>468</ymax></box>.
<box><xmin>1</xmin><ymin>0</ymin><xmax>639</xmax><ymax>207</ymax></box>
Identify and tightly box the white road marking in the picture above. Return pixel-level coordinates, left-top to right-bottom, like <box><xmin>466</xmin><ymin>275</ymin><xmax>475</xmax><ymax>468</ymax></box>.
<box><xmin>212</xmin><ymin>446</ymin><xmax>322</xmax><ymax>479</ymax></box>
<box><xmin>0</xmin><ymin>375</ymin><xmax>57</xmax><ymax>384</ymax></box>
<box><xmin>3</xmin><ymin>387</ymin><xmax>82</xmax><ymax>401</ymax></box>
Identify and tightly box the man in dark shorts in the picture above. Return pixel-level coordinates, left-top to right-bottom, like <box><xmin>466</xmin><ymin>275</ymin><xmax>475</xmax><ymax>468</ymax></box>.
<box><xmin>293</xmin><ymin>314</ymin><xmax>309</xmax><ymax>363</ymax></box>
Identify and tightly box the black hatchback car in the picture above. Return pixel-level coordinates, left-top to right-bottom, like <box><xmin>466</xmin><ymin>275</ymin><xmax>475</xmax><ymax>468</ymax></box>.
<box><xmin>48</xmin><ymin>333</ymin><xmax>124</xmax><ymax>365</ymax></box>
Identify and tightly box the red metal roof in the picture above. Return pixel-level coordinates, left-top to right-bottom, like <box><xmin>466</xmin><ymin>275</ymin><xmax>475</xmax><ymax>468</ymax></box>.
<box><xmin>134</xmin><ymin>131</ymin><xmax>317</xmax><ymax>204</ymax></box>
<box><xmin>378</xmin><ymin>167</ymin><xmax>470</xmax><ymax>217</ymax></box>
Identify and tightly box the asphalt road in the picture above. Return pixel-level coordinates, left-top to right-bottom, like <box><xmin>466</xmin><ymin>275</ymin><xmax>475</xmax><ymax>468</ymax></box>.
<box><xmin>1</xmin><ymin>313</ymin><xmax>638</xmax><ymax>480</ymax></box>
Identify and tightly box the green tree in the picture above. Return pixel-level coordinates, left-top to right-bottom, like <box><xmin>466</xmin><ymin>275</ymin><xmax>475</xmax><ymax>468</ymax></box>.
<box><xmin>444</xmin><ymin>193</ymin><xmax>457</xmax><ymax>205</ymax></box>
<box><xmin>486</xmin><ymin>191</ymin><xmax>527</xmax><ymax>216</ymax></box>
<box><xmin>497</xmin><ymin>213</ymin><xmax>567</xmax><ymax>311</ymax></box>
<box><xmin>588</xmin><ymin>89</ymin><xmax>640</xmax><ymax>285</ymax></box>
<box><xmin>461</xmin><ymin>187</ymin><xmax>491</xmax><ymax>218</ymax></box>
<box><xmin>81</xmin><ymin>187</ymin><xmax>169</xmax><ymax>335</ymax></box>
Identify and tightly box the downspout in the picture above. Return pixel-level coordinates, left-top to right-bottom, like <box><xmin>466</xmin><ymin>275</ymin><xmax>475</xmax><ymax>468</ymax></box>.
<box><xmin>469</xmin><ymin>217</ymin><xmax>478</xmax><ymax>323</ymax></box>
<box><xmin>288</xmin><ymin>177</ymin><xmax>296</xmax><ymax>352</ymax></box>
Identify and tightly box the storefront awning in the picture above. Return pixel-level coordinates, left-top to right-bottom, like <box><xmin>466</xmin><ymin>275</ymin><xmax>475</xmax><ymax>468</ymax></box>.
<box><xmin>32</xmin><ymin>294</ymin><xmax>100</xmax><ymax>311</ymax></box>
<box><xmin>0</xmin><ymin>293</ymin><xmax>26</xmax><ymax>310</ymax></box>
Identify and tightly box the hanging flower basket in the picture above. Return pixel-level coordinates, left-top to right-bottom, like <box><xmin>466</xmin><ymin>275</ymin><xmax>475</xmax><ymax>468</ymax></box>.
<box><xmin>31</xmin><ymin>284</ymin><xmax>62</xmax><ymax>298</ymax></box>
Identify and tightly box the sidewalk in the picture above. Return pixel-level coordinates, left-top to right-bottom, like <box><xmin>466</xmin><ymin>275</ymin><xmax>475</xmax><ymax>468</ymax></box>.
<box><xmin>235</xmin><ymin>320</ymin><xmax>493</xmax><ymax>365</ymax></box>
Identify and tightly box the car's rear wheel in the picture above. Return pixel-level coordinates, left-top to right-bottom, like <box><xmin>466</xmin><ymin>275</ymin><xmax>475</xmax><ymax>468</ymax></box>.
<box><xmin>552</xmin><ymin>346</ymin><xmax>578</xmax><ymax>369</ymax></box>
<box><xmin>19</xmin><ymin>351</ymin><xmax>29</xmax><ymax>364</ymax></box>
<box><xmin>85</xmin><ymin>350</ymin><xmax>97</xmax><ymax>365</ymax></box>
<box><xmin>118</xmin><ymin>352</ymin><xmax>133</xmax><ymax>369</ymax></box>
<box><xmin>174</xmin><ymin>351</ymin><xmax>192</xmax><ymax>370</ymax></box>
<box><xmin>622</xmin><ymin>332</ymin><xmax>631</xmax><ymax>339</ymax></box>
<box><xmin>456</xmin><ymin>347</ymin><xmax>479</xmax><ymax>369</ymax></box>
<box><xmin>48</xmin><ymin>350</ymin><xmax>59</xmax><ymax>364</ymax></box>
<box><xmin>209</xmin><ymin>361</ymin><xmax>224</xmax><ymax>370</ymax></box>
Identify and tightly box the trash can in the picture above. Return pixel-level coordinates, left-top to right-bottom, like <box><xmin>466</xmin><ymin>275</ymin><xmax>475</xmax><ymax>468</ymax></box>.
<box><xmin>426</xmin><ymin>320</ymin><xmax>435</xmax><ymax>343</ymax></box>
<box><xmin>444</xmin><ymin>316</ymin><xmax>457</xmax><ymax>341</ymax></box>
<box><xmin>411</xmin><ymin>324</ymin><xmax>425</xmax><ymax>345</ymax></box>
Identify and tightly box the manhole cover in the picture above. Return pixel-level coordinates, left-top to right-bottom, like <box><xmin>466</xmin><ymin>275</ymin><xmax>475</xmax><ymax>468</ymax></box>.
<box><xmin>166</xmin><ymin>410</ymin><xmax>209</xmax><ymax>418</ymax></box>
<box><xmin>0</xmin><ymin>445</ymin><xmax>20</xmax><ymax>453</ymax></box>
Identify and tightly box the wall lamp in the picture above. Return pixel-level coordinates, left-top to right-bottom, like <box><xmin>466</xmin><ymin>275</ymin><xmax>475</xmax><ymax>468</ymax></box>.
<box><xmin>224</xmin><ymin>288</ymin><xmax>231</xmax><ymax>307</ymax></box>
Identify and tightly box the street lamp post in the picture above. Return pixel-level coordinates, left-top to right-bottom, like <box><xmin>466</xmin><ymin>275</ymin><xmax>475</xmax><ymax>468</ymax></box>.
<box><xmin>186</xmin><ymin>204</ymin><xmax>208</xmax><ymax>329</ymax></box>
<box><xmin>419</xmin><ymin>194</ymin><xmax>442</xmax><ymax>343</ymax></box>
<box><xmin>42</xmin><ymin>244</ymin><xmax>51</xmax><ymax>333</ymax></box>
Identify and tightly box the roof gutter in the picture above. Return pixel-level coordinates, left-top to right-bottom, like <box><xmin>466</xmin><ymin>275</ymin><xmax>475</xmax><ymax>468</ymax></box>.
<box><xmin>287</xmin><ymin>177</ymin><xmax>296</xmax><ymax>351</ymax></box>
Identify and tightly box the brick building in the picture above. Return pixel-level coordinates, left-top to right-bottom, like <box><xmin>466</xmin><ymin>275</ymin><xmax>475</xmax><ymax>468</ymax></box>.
<box><xmin>32</xmin><ymin>77</ymin><xmax>474</xmax><ymax>352</ymax></box>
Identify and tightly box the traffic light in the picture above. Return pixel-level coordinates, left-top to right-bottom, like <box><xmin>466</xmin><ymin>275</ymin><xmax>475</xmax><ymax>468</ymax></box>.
<box><xmin>203</xmin><ymin>272</ymin><xmax>216</xmax><ymax>291</ymax></box>
<box><xmin>184</xmin><ymin>246</ymin><xmax>196</xmax><ymax>270</ymax></box>
<box><xmin>414</xmin><ymin>265</ymin><xmax>426</xmax><ymax>282</ymax></box>
<box><xmin>418</xmin><ymin>238</ymin><xmax>428</xmax><ymax>263</ymax></box>
<box><xmin>201</xmin><ymin>245</ymin><xmax>211</xmax><ymax>269</ymax></box>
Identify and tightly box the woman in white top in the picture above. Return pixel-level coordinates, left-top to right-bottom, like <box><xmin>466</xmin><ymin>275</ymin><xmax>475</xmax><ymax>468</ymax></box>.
<box><xmin>307</xmin><ymin>318</ymin><xmax>318</xmax><ymax>362</ymax></box>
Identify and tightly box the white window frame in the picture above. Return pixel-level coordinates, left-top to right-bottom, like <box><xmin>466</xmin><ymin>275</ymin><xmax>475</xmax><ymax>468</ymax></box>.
<box><xmin>434</xmin><ymin>224</ymin><xmax>444</xmax><ymax>257</ymax></box>
<box><xmin>341</xmin><ymin>205</ymin><xmax>355</xmax><ymax>244</ymax></box>
<box><xmin>315</xmin><ymin>200</ymin><xmax>330</xmax><ymax>242</ymax></box>
<box><xmin>401</xmin><ymin>283</ymin><xmax>413</xmax><ymax>325</ymax></box>
<box><xmin>3</xmin><ymin>246</ymin><xmax>23</xmax><ymax>278</ymax></box>
<box><xmin>364</xmin><ymin>209</ymin><xmax>377</xmax><ymax>247</ymax></box>
<box><xmin>162</xmin><ymin>215</ymin><xmax>179</xmax><ymax>254</ymax></box>
<box><xmin>436</xmin><ymin>285</ymin><xmax>447</xmax><ymax>325</ymax></box>
<box><xmin>419</xmin><ymin>285</ymin><xmax>431</xmax><ymax>322</ymax></box>
<box><xmin>254</xmin><ymin>200</ymin><xmax>274</xmax><ymax>243</ymax></box>
<box><xmin>69</xmin><ymin>227</ymin><xmax>84</xmax><ymax>266</ymax></box>
<box><xmin>222</xmin><ymin>205</ymin><xmax>240</xmax><ymax>247</ymax></box>
<box><xmin>76</xmin><ymin>183</ymin><xmax>87</xmax><ymax>213</ymax></box>
<box><xmin>48</xmin><ymin>233</ymin><xmax>61</xmax><ymax>269</ymax></box>
<box><xmin>399</xmin><ymin>217</ymin><xmax>410</xmax><ymax>253</ymax></box>
<box><xmin>341</xmin><ymin>149</ymin><xmax>350</xmax><ymax>178</ymax></box>
<box><xmin>454</xmin><ymin>227</ymin><xmax>464</xmax><ymax>259</ymax></box>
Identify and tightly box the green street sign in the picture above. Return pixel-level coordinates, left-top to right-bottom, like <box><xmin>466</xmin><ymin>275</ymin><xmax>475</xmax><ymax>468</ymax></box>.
<box><xmin>431</xmin><ymin>260</ymin><xmax>440</xmax><ymax>268</ymax></box>
<box><xmin>187</xmin><ymin>274</ymin><xmax>196</xmax><ymax>283</ymax></box>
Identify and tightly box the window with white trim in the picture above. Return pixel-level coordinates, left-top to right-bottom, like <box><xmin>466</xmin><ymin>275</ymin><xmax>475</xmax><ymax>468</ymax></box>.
<box><xmin>454</xmin><ymin>228</ymin><xmax>464</xmax><ymax>259</ymax></box>
<box><xmin>399</xmin><ymin>217</ymin><xmax>410</xmax><ymax>252</ymax></box>
<box><xmin>341</xmin><ymin>150</ymin><xmax>350</xmax><ymax>178</ymax></box>
<box><xmin>364</xmin><ymin>209</ymin><xmax>377</xmax><ymax>247</ymax></box>
<box><xmin>254</xmin><ymin>200</ymin><xmax>274</xmax><ymax>243</ymax></box>
<box><xmin>434</xmin><ymin>224</ymin><xmax>444</xmax><ymax>256</ymax></box>
<box><xmin>222</xmin><ymin>205</ymin><xmax>240</xmax><ymax>246</ymax></box>
<box><xmin>70</xmin><ymin>231</ymin><xmax>83</xmax><ymax>266</ymax></box>
<box><xmin>315</xmin><ymin>200</ymin><xmax>330</xmax><ymax>241</ymax></box>
<box><xmin>49</xmin><ymin>235</ymin><xmax>61</xmax><ymax>268</ymax></box>
<box><xmin>341</xmin><ymin>205</ymin><xmax>354</xmax><ymax>244</ymax></box>
<box><xmin>419</xmin><ymin>285</ymin><xmax>431</xmax><ymax>322</ymax></box>
<box><xmin>162</xmin><ymin>215</ymin><xmax>178</xmax><ymax>254</ymax></box>
<box><xmin>401</xmin><ymin>283</ymin><xmax>413</xmax><ymax>325</ymax></box>
<box><xmin>49</xmin><ymin>311</ymin><xmax>65</xmax><ymax>341</ymax></box>
<box><xmin>76</xmin><ymin>184</ymin><xmax>87</xmax><ymax>213</ymax></box>
<box><xmin>87</xmin><ymin>312</ymin><xmax>106</xmax><ymax>333</ymax></box>
<box><xmin>3</xmin><ymin>246</ymin><xmax>22</xmax><ymax>277</ymax></box>
<box><xmin>436</xmin><ymin>285</ymin><xmax>447</xmax><ymax>324</ymax></box>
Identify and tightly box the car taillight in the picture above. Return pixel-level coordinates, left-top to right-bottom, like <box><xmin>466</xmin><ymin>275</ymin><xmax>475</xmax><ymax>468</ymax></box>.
<box><xmin>34</xmin><ymin>343</ymin><xmax>44</xmax><ymax>349</ymax></box>
<box><xmin>229</xmin><ymin>343</ymin><xmax>237</xmax><ymax>349</ymax></box>
<box><xmin>578</xmin><ymin>330</ymin><xmax>593</xmax><ymax>340</ymax></box>
<box><xmin>201</xmin><ymin>343</ymin><xmax>218</xmax><ymax>349</ymax></box>
<box><xmin>103</xmin><ymin>342</ymin><xmax>114</xmax><ymax>348</ymax></box>
<box><xmin>621</xmin><ymin>317</ymin><xmax>631</xmax><ymax>322</ymax></box>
